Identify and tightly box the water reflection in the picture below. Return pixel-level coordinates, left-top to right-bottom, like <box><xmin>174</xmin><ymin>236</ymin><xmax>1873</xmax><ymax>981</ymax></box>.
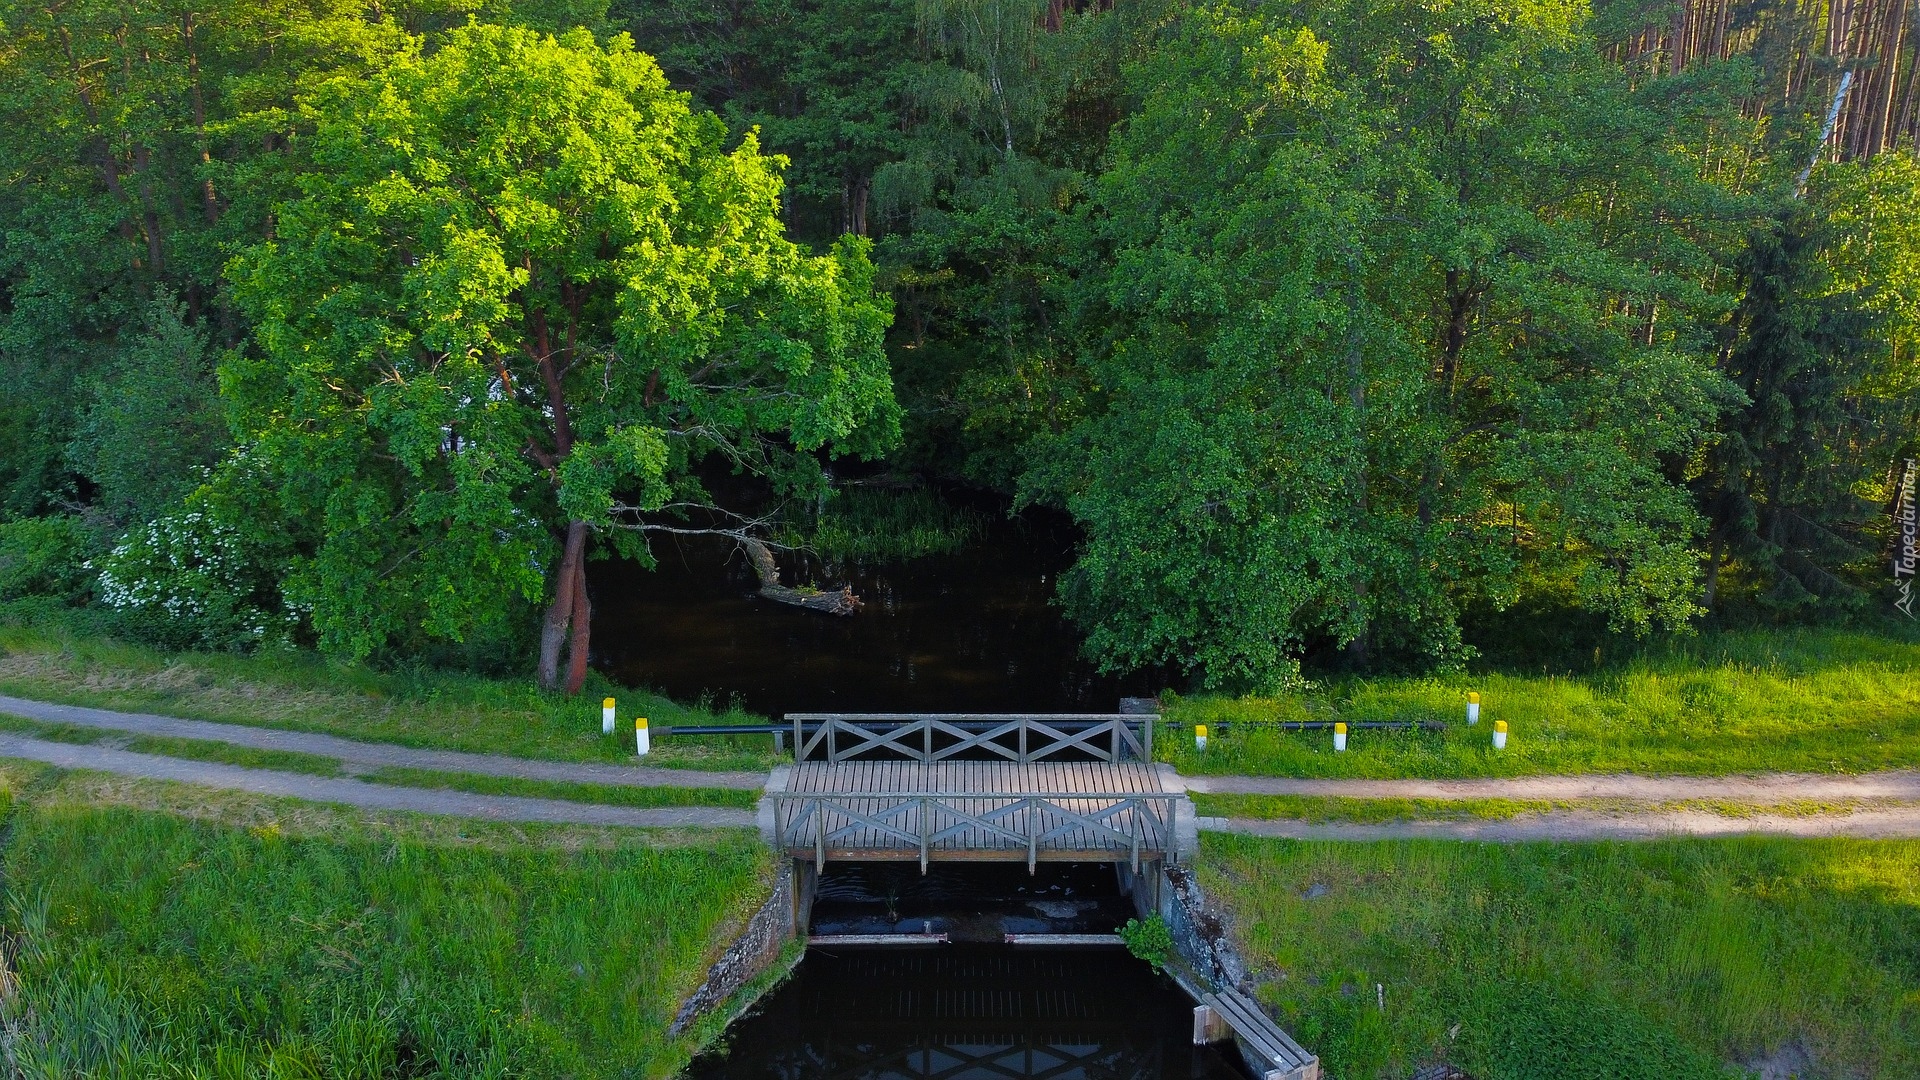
<box><xmin>588</xmin><ymin>510</ymin><xmax>1169</xmax><ymax>716</ymax></box>
<box><xmin>684</xmin><ymin>946</ymin><xmax>1249</xmax><ymax>1080</ymax></box>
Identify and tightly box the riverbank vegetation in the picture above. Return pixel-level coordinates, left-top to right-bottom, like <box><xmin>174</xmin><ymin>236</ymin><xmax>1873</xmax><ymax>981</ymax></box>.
<box><xmin>3</xmin><ymin>0</ymin><xmax>1916</xmax><ymax>698</ymax></box>
<box><xmin>784</xmin><ymin>486</ymin><xmax>991</xmax><ymax>562</ymax></box>
<box><xmin>0</xmin><ymin>762</ymin><xmax>772</xmax><ymax>1077</ymax></box>
<box><xmin>1199</xmin><ymin>833</ymin><xmax>1920</xmax><ymax>1079</ymax></box>
<box><xmin>1161</xmin><ymin>627</ymin><xmax>1920</xmax><ymax>777</ymax></box>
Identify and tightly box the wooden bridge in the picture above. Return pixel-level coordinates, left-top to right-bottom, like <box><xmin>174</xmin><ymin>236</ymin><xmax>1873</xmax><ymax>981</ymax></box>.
<box><xmin>759</xmin><ymin>714</ymin><xmax>1195</xmax><ymax>871</ymax></box>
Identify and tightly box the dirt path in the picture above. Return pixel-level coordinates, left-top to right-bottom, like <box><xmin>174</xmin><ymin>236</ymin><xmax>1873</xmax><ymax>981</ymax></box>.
<box><xmin>1200</xmin><ymin>807</ymin><xmax>1920</xmax><ymax>841</ymax></box>
<box><xmin>9</xmin><ymin>695</ymin><xmax>1920</xmax><ymax>840</ymax></box>
<box><xmin>0</xmin><ymin>695</ymin><xmax>766</xmax><ymax>790</ymax></box>
<box><xmin>0</xmin><ymin>733</ymin><xmax>757</xmax><ymax>828</ymax></box>
<box><xmin>1184</xmin><ymin>770</ymin><xmax>1920</xmax><ymax>801</ymax></box>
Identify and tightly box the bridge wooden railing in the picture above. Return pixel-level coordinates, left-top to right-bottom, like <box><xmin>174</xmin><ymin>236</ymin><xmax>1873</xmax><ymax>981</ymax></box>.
<box><xmin>786</xmin><ymin>713</ymin><xmax>1153</xmax><ymax>763</ymax></box>
<box><xmin>770</xmin><ymin>789</ymin><xmax>1180</xmax><ymax>873</ymax></box>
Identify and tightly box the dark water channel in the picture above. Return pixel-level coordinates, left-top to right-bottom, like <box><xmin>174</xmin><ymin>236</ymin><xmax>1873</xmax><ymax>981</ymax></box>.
<box><xmin>687</xmin><ymin>865</ymin><xmax>1248</xmax><ymax>1080</ymax></box>
<box><xmin>589</xmin><ymin>510</ymin><xmax>1168</xmax><ymax>716</ymax></box>
<box><xmin>684</xmin><ymin>947</ymin><xmax>1249</xmax><ymax>1080</ymax></box>
<box><xmin>809</xmin><ymin>863</ymin><xmax>1141</xmax><ymax>940</ymax></box>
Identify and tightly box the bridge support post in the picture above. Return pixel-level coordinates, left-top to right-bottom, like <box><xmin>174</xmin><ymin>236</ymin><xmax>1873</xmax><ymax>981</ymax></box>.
<box><xmin>1026</xmin><ymin>799</ymin><xmax>1038</xmax><ymax>875</ymax></box>
<box><xmin>918</xmin><ymin>796</ymin><xmax>932</xmax><ymax>874</ymax></box>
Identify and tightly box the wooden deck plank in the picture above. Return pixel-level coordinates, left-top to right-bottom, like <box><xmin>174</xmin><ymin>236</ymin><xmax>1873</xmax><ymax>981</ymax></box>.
<box><xmin>775</xmin><ymin>755</ymin><xmax>1180</xmax><ymax>862</ymax></box>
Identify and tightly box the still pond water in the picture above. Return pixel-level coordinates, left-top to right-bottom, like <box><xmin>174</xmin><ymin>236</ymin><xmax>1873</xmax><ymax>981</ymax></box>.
<box><xmin>590</xmin><ymin>511</ymin><xmax>1168</xmax><ymax>716</ymax></box>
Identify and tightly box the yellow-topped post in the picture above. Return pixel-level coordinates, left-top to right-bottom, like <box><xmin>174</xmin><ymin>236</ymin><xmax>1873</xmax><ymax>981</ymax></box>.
<box><xmin>1333</xmin><ymin>721</ymin><xmax>1348</xmax><ymax>752</ymax></box>
<box><xmin>635</xmin><ymin>716</ymin><xmax>651</xmax><ymax>756</ymax></box>
<box><xmin>1466</xmin><ymin>692</ymin><xmax>1481</xmax><ymax>726</ymax></box>
<box><xmin>603</xmin><ymin>697</ymin><xmax>617</xmax><ymax>735</ymax></box>
<box><xmin>1492</xmin><ymin>719</ymin><xmax>1508</xmax><ymax>750</ymax></box>
<box><xmin>1194</xmin><ymin>724</ymin><xmax>1208</xmax><ymax>752</ymax></box>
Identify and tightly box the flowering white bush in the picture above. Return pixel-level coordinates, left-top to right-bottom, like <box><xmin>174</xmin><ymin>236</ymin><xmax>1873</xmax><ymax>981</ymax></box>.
<box><xmin>92</xmin><ymin>506</ymin><xmax>294</xmax><ymax>649</ymax></box>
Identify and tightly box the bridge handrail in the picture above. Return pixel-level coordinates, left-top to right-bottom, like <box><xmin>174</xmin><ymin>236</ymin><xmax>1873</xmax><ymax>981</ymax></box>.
<box><xmin>786</xmin><ymin>713</ymin><xmax>1154</xmax><ymax>763</ymax></box>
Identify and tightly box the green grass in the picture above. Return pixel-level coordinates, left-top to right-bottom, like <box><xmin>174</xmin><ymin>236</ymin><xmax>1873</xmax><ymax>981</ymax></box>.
<box><xmin>0</xmin><ymin>710</ymin><xmax>350</xmax><ymax>774</ymax></box>
<box><xmin>2</xmin><ymin>766</ymin><xmax>772</xmax><ymax>1078</ymax></box>
<box><xmin>0</xmin><ymin>711</ymin><xmax>756</xmax><ymax>809</ymax></box>
<box><xmin>1163</xmin><ymin>627</ymin><xmax>1920</xmax><ymax>778</ymax></box>
<box><xmin>1199</xmin><ymin>833</ymin><xmax>1920</xmax><ymax>1080</ymax></box>
<box><xmin>0</xmin><ymin>617</ymin><xmax>783</xmax><ymax>770</ymax></box>
<box><xmin>1191</xmin><ymin>793</ymin><xmax>1561</xmax><ymax>823</ymax></box>
<box><xmin>361</xmin><ymin>766</ymin><xmax>761</xmax><ymax>810</ymax></box>
<box><xmin>1190</xmin><ymin>792</ymin><xmax>1907</xmax><ymax>823</ymax></box>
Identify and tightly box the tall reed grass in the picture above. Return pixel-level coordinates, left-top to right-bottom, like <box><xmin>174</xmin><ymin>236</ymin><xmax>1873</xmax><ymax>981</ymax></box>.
<box><xmin>791</xmin><ymin>487</ymin><xmax>988</xmax><ymax>561</ymax></box>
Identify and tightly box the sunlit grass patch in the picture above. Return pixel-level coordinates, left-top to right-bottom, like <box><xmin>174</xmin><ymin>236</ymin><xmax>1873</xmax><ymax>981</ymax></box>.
<box><xmin>1191</xmin><ymin>793</ymin><xmax>1564</xmax><ymax>822</ymax></box>
<box><xmin>1199</xmin><ymin>834</ymin><xmax>1920</xmax><ymax>1079</ymax></box>
<box><xmin>2</xmin><ymin>773</ymin><xmax>772</xmax><ymax>1077</ymax></box>
<box><xmin>1164</xmin><ymin>628</ymin><xmax>1920</xmax><ymax>778</ymax></box>
<box><xmin>0</xmin><ymin>619</ymin><xmax>781</xmax><ymax>769</ymax></box>
<box><xmin>1190</xmin><ymin>792</ymin><xmax>1915</xmax><ymax>823</ymax></box>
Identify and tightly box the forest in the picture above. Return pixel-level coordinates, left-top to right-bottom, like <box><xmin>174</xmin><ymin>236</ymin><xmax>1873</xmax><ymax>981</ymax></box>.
<box><xmin>2</xmin><ymin>0</ymin><xmax>1917</xmax><ymax>693</ymax></box>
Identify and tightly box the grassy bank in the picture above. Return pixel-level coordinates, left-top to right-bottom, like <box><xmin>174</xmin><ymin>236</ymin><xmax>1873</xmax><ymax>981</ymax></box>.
<box><xmin>0</xmin><ymin>762</ymin><xmax>772</xmax><ymax>1078</ymax></box>
<box><xmin>1198</xmin><ymin>833</ymin><xmax>1920</xmax><ymax>1079</ymax></box>
<box><xmin>1163</xmin><ymin>628</ymin><xmax>1920</xmax><ymax>778</ymax></box>
<box><xmin>1188</xmin><ymin>793</ymin><xmax>1913</xmax><ymax>823</ymax></box>
<box><xmin>0</xmin><ymin>617</ymin><xmax>781</xmax><ymax>770</ymax></box>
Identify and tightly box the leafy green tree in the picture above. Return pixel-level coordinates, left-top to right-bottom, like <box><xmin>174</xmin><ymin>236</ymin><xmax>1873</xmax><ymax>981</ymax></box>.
<box><xmin>1034</xmin><ymin>0</ymin><xmax>1755</xmax><ymax>688</ymax></box>
<box><xmin>223</xmin><ymin>23</ymin><xmax>897</xmax><ymax>688</ymax></box>
<box><xmin>0</xmin><ymin>0</ymin><xmax>612</xmax><ymax>521</ymax></box>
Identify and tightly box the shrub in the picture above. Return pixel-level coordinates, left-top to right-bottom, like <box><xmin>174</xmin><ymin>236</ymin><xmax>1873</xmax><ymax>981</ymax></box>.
<box><xmin>0</xmin><ymin>516</ymin><xmax>95</xmax><ymax>603</ymax></box>
<box><xmin>92</xmin><ymin>499</ymin><xmax>293</xmax><ymax>651</ymax></box>
<box><xmin>1119</xmin><ymin>915</ymin><xmax>1176</xmax><ymax>972</ymax></box>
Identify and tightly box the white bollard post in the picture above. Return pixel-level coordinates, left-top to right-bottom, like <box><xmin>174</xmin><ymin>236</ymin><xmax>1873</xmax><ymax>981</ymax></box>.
<box><xmin>1466</xmin><ymin>692</ymin><xmax>1480</xmax><ymax>726</ymax></box>
<box><xmin>1194</xmin><ymin>724</ymin><xmax>1208</xmax><ymax>752</ymax></box>
<box><xmin>603</xmin><ymin>697</ymin><xmax>617</xmax><ymax>736</ymax></box>
<box><xmin>635</xmin><ymin>716</ymin><xmax>651</xmax><ymax>756</ymax></box>
<box><xmin>1492</xmin><ymin>719</ymin><xmax>1508</xmax><ymax>750</ymax></box>
<box><xmin>1333</xmin><ymin>722</ymin><xmax>1348</xmax><ymax>752</ymax></box>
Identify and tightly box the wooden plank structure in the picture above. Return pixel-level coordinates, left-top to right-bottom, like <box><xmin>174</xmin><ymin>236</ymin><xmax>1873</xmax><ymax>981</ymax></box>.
<box><xmin>763</xmin><ymin>714</ymin><xmax>1190</xmax><ymax>871</ymax></box>
<box><xmin>1194</xmin><ymin>988</ymin><xmax>1320</xmax><ymax>1080</ymax></box>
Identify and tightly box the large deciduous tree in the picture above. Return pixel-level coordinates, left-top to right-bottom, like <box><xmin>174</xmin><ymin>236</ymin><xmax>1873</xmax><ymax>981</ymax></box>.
<box><xmin>1032</xmin><ymin>0</ymin><xmax>1756</xmax><ymax>688</ymax></box>
<box><xmin>226</xmin><ymin>23</ymin><xmax>897</xmax><ymax>689</ymax></box>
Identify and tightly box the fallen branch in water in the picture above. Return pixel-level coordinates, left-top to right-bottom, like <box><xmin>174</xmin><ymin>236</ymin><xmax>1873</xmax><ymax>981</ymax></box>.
<box><xmin>742</xmin><ymin>538</ymin><xmax>861</xmax><ymax>615</ymax></box>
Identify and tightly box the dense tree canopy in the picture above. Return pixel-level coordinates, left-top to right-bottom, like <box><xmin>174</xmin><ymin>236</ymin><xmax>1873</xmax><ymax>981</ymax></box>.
<box><xmin>1</xmin><ymin>0</ymin><xmax>1916</xmax><ymax>689</ymax></box>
